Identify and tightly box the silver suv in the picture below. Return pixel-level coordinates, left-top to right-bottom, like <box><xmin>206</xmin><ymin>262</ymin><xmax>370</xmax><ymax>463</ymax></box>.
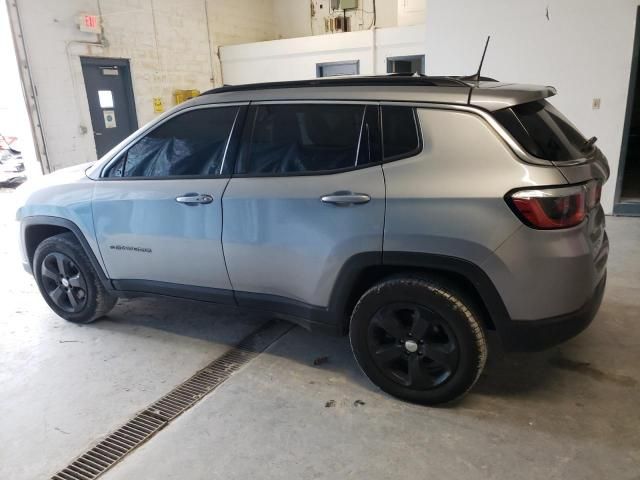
<box><xmin>15</xmin><ymin>75</ymin><xmax>609</xmax><ymax>405</ymax></box>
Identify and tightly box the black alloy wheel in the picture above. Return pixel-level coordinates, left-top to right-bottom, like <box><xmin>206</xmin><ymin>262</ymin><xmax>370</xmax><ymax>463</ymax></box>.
<box><xmin>33</xmin><ymin>232</ymin><xmax>117</xmax><ymax>323</ymax></box>
<box><xmin>367</xmin><ymin>302</ymin><xmax>459</xmax><ymax>389</ymax></box>
<box><xmin>40</xmin><ymin>252</ymin><xmax>88</xmax><ymax>313</ymax></box>
<box><xmin>349</xmin><ymin>276</ymin><xmax>488</xmax><ymax>405</ymax></box>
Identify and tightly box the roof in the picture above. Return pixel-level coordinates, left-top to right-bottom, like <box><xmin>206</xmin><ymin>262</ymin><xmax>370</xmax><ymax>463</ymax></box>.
<box><xmin>196</xmin><ymin>74</ymin><xmax>557</xmax><ymax>112</ymax></box>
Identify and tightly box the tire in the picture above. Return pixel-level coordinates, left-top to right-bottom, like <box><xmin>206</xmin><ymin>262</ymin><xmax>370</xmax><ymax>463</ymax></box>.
<box><xmin>33</xmin><ymin>232</ymin><xmax>117</xmax><ymax>324</ymax></box>
<box><xmin>349</xmin><ymin>276</ymin><xmax>487</xmax><ymax>405</ymax></box>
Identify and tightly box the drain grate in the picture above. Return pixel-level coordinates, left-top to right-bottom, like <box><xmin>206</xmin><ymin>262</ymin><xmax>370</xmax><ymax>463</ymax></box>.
<box><xmin>51</xmin><ymin>319</ymin><xmax>292</xmax><ymax>480</ymax></box>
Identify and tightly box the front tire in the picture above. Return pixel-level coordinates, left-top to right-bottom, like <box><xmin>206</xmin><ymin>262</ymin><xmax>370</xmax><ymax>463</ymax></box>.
<box><xmin>349</xmin><ymin>276</ymin><xmax>487</xmax><ymax>405</ymax></box>
<box><xmin>33</xmin><ymin>233</ymin><xmax>117</xmax><ymax>324</ymax></box>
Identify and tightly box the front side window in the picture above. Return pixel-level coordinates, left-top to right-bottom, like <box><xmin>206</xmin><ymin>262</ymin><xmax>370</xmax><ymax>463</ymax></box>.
<box><xmin>381</xmin><ymin>106</ymin><xmax>420</xmax><ymax>160</ymax></box>
<box><xmin>237</xmin><ymin>104</ymin><xmax>378</xmax><ymax>175</ymax></box>
<box><xmin>106</xmin><ymin>106</ymin><xmax>238</xmax><ymax>178</ymax></box>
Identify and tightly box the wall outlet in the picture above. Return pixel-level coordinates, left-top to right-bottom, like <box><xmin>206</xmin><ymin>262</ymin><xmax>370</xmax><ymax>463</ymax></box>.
<box><xmin>592</xmin><ymin>98</ymin><xmax>601</xmax><ymax>110</ymax></box>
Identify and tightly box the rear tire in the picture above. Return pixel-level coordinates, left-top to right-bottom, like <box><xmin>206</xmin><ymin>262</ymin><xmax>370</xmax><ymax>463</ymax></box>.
<box><xmin>33</xmin><ymin>232</ymin><xmax>117</xmax><ymax>324</ymax></box>
<box><xmin>349</xmin><ymin>276</ymin><xmax>487</xmax><ymax>405</ymax></box>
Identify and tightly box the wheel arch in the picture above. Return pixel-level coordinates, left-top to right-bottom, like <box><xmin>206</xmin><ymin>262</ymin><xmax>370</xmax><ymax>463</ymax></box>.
<box><xmin>330</xmin><ymin>251</ymin><xmax>511</xmax><ymax>336</ymax></box>
<box><xmin>22</xmin><ymin>216</ymin><xmax>112</xmax><ymax>290</ymax></box>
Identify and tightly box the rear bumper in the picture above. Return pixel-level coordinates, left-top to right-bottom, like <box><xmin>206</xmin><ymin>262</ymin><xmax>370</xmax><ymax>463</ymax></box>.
<box><xmin>499</xmin><ymin>272</ymin><xmax>606</xmax><ymax>352</ymax></box>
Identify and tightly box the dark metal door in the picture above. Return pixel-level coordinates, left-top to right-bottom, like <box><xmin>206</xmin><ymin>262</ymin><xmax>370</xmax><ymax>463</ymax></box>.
<box><xmin>81</xmin><ymin>57</ymin><xmax>138</xmax><ymax>158</ymax></box>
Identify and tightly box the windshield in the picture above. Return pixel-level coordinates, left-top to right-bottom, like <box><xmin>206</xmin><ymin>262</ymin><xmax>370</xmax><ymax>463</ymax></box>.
<box><xmin>493</xmin><ymin>99</ymin><xmax>588</xmax><ymax>162</ymax></box>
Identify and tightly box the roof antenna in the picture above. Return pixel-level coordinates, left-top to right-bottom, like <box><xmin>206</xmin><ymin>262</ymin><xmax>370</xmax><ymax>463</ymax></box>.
<box><xmin>467</xmin><ymin>35</ymin><xmax>491</xmax><ymax>82</ymax></box>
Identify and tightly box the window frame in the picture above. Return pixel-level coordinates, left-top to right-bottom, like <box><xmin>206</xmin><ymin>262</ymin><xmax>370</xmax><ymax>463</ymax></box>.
<box><xmin>98</xmin><ymin>103</ymin><xmax>246</xmax><ymax>181</ymax></box>
<box><xmin>232</xmin><ymin>100</ymin><xmax>383</xmax><ymax>178</ymax></box>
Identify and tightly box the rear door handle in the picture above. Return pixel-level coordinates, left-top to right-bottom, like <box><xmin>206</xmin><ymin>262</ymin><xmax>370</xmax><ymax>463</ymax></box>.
<box><xmin>321</xmin><ymin>192</ymin><xmax>371</xmax><ymax>205</ymax></box>
<box><xmin>175</xmin><ymin>193</ymin><xmax>214</xmax><ymax>205</ymax></box>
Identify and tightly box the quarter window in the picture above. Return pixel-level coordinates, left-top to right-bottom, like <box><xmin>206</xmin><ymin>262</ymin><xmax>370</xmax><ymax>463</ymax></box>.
<box><xmin>382</xmin><ymin>106</ymin><xmax>420</xmax><ymax>160</ymax></box>
<box><xmin>237</xmin><ymin>104</ymin><xmax>377</xmax><ymax>175</ymax></box>
<box><xmin>106</xmin><ymin>107</ymin><xmax>238</xmax><ymax>178</ymax></box>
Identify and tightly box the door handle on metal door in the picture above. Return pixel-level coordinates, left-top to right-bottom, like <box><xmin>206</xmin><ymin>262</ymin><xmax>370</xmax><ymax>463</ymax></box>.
<box><xmin>175</xmin><ymin>193</ymin><xmax>214</xmax><ymax>205</ymax></box>
<box><xmin>320</xmin><ymin>192</ymin><xmax>371</xmax><ymax>205</ymax></box>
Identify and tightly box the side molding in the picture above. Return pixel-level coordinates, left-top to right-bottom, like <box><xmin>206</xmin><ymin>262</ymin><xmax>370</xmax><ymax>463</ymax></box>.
<box><xmin>112</xmin><ymin>279</ymin><xmax>236</xmax><ymax>305</ymax></box>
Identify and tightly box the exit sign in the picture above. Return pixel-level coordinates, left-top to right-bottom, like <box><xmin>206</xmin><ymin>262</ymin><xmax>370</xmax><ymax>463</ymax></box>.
<box><xmin>78</xmin><ymin>13</ymin><xmax>101</xmax><ymax>34</ymax></box>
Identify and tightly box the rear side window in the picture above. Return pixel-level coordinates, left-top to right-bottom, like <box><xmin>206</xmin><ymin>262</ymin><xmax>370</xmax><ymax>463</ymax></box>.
<box><xmin>492</xmin><ymin>100</ymin><xmax>587</xmax><ymax>162</ymax></box>
<box><xmin>381</xmin><ymin>106</ymin><xmax>420</xmax><ymax>160</ymax></box>
<box><xmin>106</xmin><ymin>106</ymin><xmax>238</xmax><ymax>178</ymax></box>
<box><xmin>237</xmin><ymin>104</ymin><xmax>379</xmax><ymax>175</ymax></box>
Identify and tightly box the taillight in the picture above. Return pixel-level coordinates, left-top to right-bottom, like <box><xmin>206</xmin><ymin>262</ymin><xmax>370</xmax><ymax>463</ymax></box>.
<box><xmin>508</xmin><ymin>184</ymin><xmax>594</xmax><ymax>229</ymax></box>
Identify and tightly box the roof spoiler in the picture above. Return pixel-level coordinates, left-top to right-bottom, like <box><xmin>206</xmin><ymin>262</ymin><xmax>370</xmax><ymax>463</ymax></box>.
<box><xmin>469</xmin><ymin>84</ymin><xmax>557</xmax><ymax>111</ymax></box>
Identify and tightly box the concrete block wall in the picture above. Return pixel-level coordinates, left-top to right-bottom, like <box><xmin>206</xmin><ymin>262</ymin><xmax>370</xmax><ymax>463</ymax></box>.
<box><xmin>207</xmin><ymin>0</ymin><xmax>276</xmax><ymax>47</ymax></box>
<box><xmin>12</xmin><ymin>0</ymin><xmax>276</xmax><ymax>171</ymax></box>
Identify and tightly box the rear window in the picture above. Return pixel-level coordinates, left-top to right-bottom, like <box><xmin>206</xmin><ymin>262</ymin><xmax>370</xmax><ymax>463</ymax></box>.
<box><xmin>493</xmin><ymin>100</ymin><xmax>587</xmax><ymax>162</ymax></box>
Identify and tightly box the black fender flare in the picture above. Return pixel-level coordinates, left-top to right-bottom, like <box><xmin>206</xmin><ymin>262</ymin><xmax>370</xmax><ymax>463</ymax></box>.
<box><xmin>327</xmin><ymin>251</ymin><xmax>511</xmax><ymax>335</ymax></box>
<box><xmin>21</xmin><ymin>215</ymin><xmax>113</xmax><ymax>291</ymax></box>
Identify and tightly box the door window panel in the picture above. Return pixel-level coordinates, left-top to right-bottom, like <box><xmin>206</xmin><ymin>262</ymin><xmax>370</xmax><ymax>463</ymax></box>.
<box><xmin>107</xmin><ymin>107</ymin><xmax>238</xmax><ymax>178</ymax></box>
<box><xmin>382</xmin><ymin>106</ymin><xmax>420</xmax><ymax>160</ymax></box>
<box><xmin>238</xmin><ymin>104</ymin><xmax>371</xmax><ymax>175</ymax></box>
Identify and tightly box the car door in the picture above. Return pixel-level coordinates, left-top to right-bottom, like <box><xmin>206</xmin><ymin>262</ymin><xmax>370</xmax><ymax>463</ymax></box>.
<box><xmin>92</xmin><ymin>104</ymin><xmax>245</xmax><ymax>303</ymax></box>
<box><xmin>222</xmin><ymin>102</ymin><xmax>385</xmax><ymax>317</ymax></box>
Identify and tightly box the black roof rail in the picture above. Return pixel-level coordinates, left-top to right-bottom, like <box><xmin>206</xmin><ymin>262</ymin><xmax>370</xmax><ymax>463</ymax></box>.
<box><xmin>200</xmin><ymin>74</ymin><xmax>474</xmax><ymax>96</ymax></box>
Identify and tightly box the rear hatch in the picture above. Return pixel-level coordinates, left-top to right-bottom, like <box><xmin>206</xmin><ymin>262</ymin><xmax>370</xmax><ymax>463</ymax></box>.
<box><xmin>489</xmin><ymin>95</ymin><xmax>609</xmax><ymax>276</ymax></box>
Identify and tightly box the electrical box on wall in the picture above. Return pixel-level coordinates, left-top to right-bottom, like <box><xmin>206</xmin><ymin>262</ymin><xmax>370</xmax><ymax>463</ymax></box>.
<box><xmin>331</xmin><ymin>0</ymin><xmax>358</xmax><ymax>10</ymax></box>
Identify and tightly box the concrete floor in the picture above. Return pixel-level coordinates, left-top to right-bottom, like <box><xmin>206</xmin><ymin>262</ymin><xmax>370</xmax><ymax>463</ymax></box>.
<box><xmin>0</xmin><ymin>188</ymin><xmax>638</xmax><ymax>479</ymax></box>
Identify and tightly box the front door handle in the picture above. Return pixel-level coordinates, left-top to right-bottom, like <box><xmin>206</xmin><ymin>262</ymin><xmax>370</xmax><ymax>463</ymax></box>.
<box><xmin>321</xmin><ymin>192</ymin><xmax>371</xmax><ymax>206</ymax></box>
<box><xmin>175</xmin><ymin>193</ymin><xmax>214</xmax><ymax>205</ymax></box>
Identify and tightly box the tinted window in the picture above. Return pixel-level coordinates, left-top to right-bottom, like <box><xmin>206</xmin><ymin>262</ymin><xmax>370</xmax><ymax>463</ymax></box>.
<box><xmin>238</xmin><ymin>104</ymin><xmax>370</xmax><ymax>175</ymax></box>
<box><xmin>493</xmin><ymin>100</ymin><xmax>587</xmax><ymax>162</ymax></box>
<box><xmin>107</xmin><ymin>107</ymin><xmax>237</xmax><ymax>177</ymax></box>
<box><xmin>382</xmin><ymin>106</ymin><xmax>420</xmax><ymax>159</ymax></box>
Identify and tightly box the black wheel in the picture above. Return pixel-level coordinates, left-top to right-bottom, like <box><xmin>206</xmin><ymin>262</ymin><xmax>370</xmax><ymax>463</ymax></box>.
<box><xmin>349</xmin><ymin>277</ymin><xmax>487</xmax><ymax>405</ymax></box>
<box><xmin>33</xmin><ymin>233</ymin><xmax>117</xmax><ymax>324</ymax></box>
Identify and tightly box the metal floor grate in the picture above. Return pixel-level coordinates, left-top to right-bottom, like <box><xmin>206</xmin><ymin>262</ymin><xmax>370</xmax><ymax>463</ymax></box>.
<box><xmin>51</xmin><ymin>319</ymin><xmax>292</xmax><ymax>480</ymax></box>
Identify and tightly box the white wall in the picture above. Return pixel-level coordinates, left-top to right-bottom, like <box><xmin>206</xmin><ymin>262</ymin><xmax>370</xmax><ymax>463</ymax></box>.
<box><xmin>9</xmin><ymin>0</ymin><xmax>276</xmax><ymax>171</ymax></box>
<box><xmin>425</xmin><ymin>0</ymin><xmax>639</xmax><ymax>213</ymax></box>
<box><xmin>221</xmin><ymin>24</ymin><xmax>426</xmax><ymax>84</ymax></box>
